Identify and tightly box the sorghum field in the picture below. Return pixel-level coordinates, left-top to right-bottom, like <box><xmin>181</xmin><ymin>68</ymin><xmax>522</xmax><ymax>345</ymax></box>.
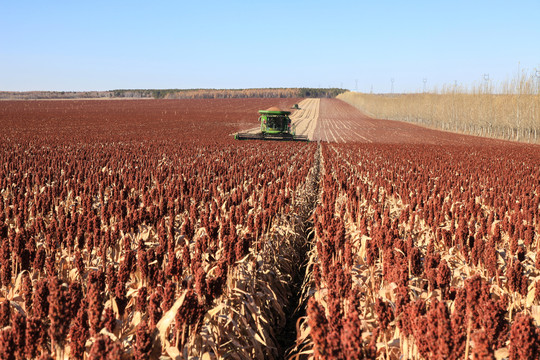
<box><xmin>0</xmin><ymin>98</ymin><xmax>539</xmax><ymax>360</ymax></box>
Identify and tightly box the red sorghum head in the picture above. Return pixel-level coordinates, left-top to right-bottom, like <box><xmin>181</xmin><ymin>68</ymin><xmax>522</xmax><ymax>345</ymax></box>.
<box><xmin>509</xmin><ymin>313</ymin><xmax>539</xmax><ymax>360</ymax></box>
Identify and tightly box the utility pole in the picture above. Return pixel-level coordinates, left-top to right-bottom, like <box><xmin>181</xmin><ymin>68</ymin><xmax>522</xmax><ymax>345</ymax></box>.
<box><xmin>534</xmin><ymin>69</ymin><xmax>540</xmax><ymax>141</ymax></box>
<box><xmin>535</xmin><ymin>69</ymin><xmax>540</xmax><ymax>93</ymax></box>
<box><xmin>423</xmin><ymin>78</ymin><xmax>427</xmax><ymax>93</ymax></box>
<box><xmin>483</xmin><ymin>74</ymin><xmax>491</xmax><ymax>138</ymax></box>
<box><xmin>483</xmin><ymin>73</ymin><xmax>490</xmax><ymax>92</ymax></box>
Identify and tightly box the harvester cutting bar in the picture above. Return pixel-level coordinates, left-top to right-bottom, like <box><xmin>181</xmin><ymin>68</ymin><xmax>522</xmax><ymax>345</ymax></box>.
<box><xmin>234</xmin><ymin>132</ymin><xmax>309</xmax><ymax>141</ymax></box>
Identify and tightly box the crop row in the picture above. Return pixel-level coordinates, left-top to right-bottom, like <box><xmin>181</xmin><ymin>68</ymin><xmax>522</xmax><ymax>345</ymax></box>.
<box><xmin>0</xmin><ymin>99</ymin><xmax>322</xmax><ymax>359</ymax></box>
<box><xmin>297</xmin><ymin>142</ymin><xmax>540</xmax><ymax>359</ymax></box>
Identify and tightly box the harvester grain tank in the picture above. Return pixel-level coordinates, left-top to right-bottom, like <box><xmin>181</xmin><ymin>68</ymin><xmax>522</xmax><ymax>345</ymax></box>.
<box><xmin>234</xmin><ymin>106</ymin><xmax>308</xmax><ymax>141</ymax></box>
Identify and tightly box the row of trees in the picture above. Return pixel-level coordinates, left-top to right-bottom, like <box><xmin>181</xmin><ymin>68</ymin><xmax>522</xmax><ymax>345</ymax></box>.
<box><xmin>1</xmin><ymin>88</ymin><xmax>348</xmax><ymax>100</ymax></box>
<box><xmin>338</xmin><ymin>71</ymin><xmax>540</xmax><ymax>143</ymax></box>
<box><xmin>120</xmin><ymin>88</ymin><xmax>348</xmax><ymax>99</ymax></box>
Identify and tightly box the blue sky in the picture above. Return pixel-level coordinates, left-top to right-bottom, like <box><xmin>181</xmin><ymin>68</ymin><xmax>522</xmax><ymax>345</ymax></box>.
<box><xmin>1</xmin><ymin>0</ymin><xmax>539</xmax><ymax>92</ymax></box>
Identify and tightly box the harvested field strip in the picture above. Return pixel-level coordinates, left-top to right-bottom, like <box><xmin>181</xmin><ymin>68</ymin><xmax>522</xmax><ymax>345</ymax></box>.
<box><xmin>290</xmin><ymin>99</ymin><xmax>320</xmax><ymax>141</ymax></box>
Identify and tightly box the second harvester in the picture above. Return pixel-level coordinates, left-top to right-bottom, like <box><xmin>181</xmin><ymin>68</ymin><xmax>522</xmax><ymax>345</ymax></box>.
<box><xmin>234</xmin><ymin>106</ymin><xmax>309</xmax><ymax>141</ymax></box>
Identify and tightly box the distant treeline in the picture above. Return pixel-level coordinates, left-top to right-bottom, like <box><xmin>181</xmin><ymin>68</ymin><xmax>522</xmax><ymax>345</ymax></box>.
<box><xmin>338</xmin><ymin>70</ymin><xmax>540</xmax><ymax>144</ymax></box>
<box><xmin>0</xmin><ymin>88</ymin><xmax>347</xmax><ymax>100</ymax></box>
<box><xmin>0</xmin><ymin>91</ymin><xmax>115</xmax><ymax>100</ymax></box>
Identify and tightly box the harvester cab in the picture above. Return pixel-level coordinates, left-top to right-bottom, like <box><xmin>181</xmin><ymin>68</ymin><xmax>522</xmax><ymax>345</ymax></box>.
<box><xmin>234</xmin><ymin>106</ymin><xmax>308</xmax><ymax>141</ymax></box>
<box><xmin>260</xmin><ymin>107</ymin><xmax>292</xmax><ymax>135</ymax></box>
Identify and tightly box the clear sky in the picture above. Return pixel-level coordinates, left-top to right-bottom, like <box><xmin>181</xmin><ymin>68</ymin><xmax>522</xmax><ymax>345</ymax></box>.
<box><xmin>1</xmin><ymin>0</ymin><xmax>539</xmax><ymax>93</ymax></box>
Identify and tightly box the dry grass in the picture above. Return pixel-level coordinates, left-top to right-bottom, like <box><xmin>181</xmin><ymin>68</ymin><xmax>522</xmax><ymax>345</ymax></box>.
<box><xmin>338</xmin><ymin>72</ymin><xmax>540</xmax><ymax>143</ymax></box>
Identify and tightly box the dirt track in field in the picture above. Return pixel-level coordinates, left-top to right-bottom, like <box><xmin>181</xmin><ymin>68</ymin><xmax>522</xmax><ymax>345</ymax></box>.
<box><xmin>289</xmin><ymin>98</ymin><xmax>319</xmax><ymax>140</ymax></box>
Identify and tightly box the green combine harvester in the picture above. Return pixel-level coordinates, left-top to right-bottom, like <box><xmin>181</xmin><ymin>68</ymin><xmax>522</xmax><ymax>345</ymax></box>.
<box><xmin>234</xmin><ymin>106</ymin><xmax>308</xmax><ymax>141</ymax></box>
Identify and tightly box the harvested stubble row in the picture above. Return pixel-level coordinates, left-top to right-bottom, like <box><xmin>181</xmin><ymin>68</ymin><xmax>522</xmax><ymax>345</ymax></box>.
<box><xmin>293</xmin><ymin>141</ymin><xmax>540</xmax><ymax>360</ymax></box>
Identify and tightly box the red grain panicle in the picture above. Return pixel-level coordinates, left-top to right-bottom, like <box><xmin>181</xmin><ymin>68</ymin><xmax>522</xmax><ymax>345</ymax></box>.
<box><xmin>424</xmin><ymin>251</ymin><xmax>440</xmax><ymax>291</ymax></box>
<box><xmin>48</xmin><ymin>277</ymin><xmax>69</xmax><ymax>351</ymax></box>
<box><xmin>327</xmin><ymin>293</ymin><xmax>342</xmax><ymax>332</ymax></box>
<box><xmin>366</xmin><ymin>239</ymin><xmax>377</xmax><ymax>267</ymax></box>
<box><xmin>325</xmin><ymin>329</ymin><xmax>342</xmax><ymax>359</ymax></box>
<box><xmin>74</xmin><ymin>250</ymin><xmax>85</xmax><ymax>276</ymax></box>
<box><xmin>341</xmin><ymin>310</ymin><xmax>374</xmax><ymax>360</ymax></box>
<box><xmin>375</xmin><ymin>298</ymin><xmax>394</xmax><ymax>331</ymax></box>
<box><xmin>25</xmin><ymin>317</ymin><xmax>43</xmax><ymax>359</ymax></box>
<box><xmin>491</xmin><ymin>223</ymin><xmax>501</xmax><ymax>244</ymax></box>
<box><xmin>21</xmin><ymin>272</ymin><xmax>33</xmax><ymax>313</ymax></box>
<box><xmin>483</xmin><ymin>238</ymin><xmax>498</xmax><ymax>278</ymax></box>
<box><xmin>413</xmin><ymin>316</ymin><xmax>430</xmax><ymax>358</ymax></box>
<box><xmin>307</xmin><ymin>297</ymin><xmax>329</xmax><ymax>360</ymax></box>
<box><xmin>148</xmin><ymin>291</ymin><xmax>163</xmax><ymax>328</ymax></box>
<box><xmin>472</xmin><ymin>330</ymin><xmax>495</xmax><ymax>360</ymax></box>
<box><xmin>194</xmin><ymin>266</ymin><xmax>207</xmax><ymax>302</ymax></box>
<box><xmin>0</xmin><ymin>328</ymin><xmax>15</xmax><ymax>360</ymax></box>
<box><xmin>136</xmin><ymin>286</ymin><xmax>148</xmax><ymax>313</ymax></box>
<box><xmin>69</xmin><ymin>308</ymin><xmax>89</xmax><ymax>360</ymax></box>
<box><xmin>134</xmin><ymin>320</ymin><xmax>153</xmax><ymax>360</ymax></box>
<box><xmin>67</xmin><ymin>281</ymin><xmax>83</xmax><ymax>320</ymax></box>
<box><xmin>507</xmin><ymin>260</ymin><xmax>528</xmax><ymax>296</ymax></box>
<box><xmin>11</xmin><ymin>310</ymin><xmax>26</xmax><ymax>360</ymax></box>
<box><xmin>235</xmin><ymin>233</ymin><xmax>251</xmax><ymax>261</ymax></box>
<box><xmin>479</xmin><ymin>297</ymin><xmax>509</xmax><ymax>349</ymax></box>
<box><xmin>399</xmin><ymin>299</ymin><xmax>425</xmax><ymax>338</ymax></box>
<box><xmin>163</xmin><ymin>280</ymin><xmax>176</xmax><ymax>312</ymax></box>
<box><xmin>206</xmin><ymin>275</ymin><xmax>224</xmax><ymax>302</ymax></box>
<box><xmin>408</xmin><ymin>246</ymin><xmax>423</xmax><ymax>277</ymax></box>
<box><xmin>102</xmin><ymin>307</ymin><xmax>116</xmax><ymax>333</ymax></box>
<box><xmin>451</xmin><ymin>288</ymin><xmax>467</xmax><ymax>358</ymax></box>
<box><xmin>32</xmin><ymin>278</ymin><xmax>49</xmax><ymax>319</ymax></box>
<box><xmin>88</xmin><ymin>290</ymin><xmax>103</xmax><ymax>335</ymax></box>
<box><xmin>509</xmin><ymin>313</ymin><xmax>540</xmax><ymax>359</ymax></box>
<box><xmin>175</xmin><ymin>289</ymin><xmax>202</xmax><ymax>347</ymax></box>
<box><xmin>465</xmin><ymin>275</ymin><xmax>489</xmax><ymax>328</ymax></box>
<box><xmin>523</xmin><ymin>225</ymin><xmax>535</xmax><ymax>248</ymax></box>
<box><xmin>137</xmin><ymin>246</ymin><xmax>149</xmax><ymax>283</ymax></box>
<box><xmin>436</xmin><ymin>259</ymin><xmax>452</xmax><ymax>297</ymax></box>
<box><xmin>165</xmin><ymin>246</ymin><xmax>179</xmax><ymax>279</ymax></box>
<box><xmin>430</xmin><ymin>300</ymin><xmax>453</xmax><ymax>359</ymax></box>
<box><xmin>182</xmin><ymin>243</ymin><xmax>191</xmax><ymax>269</ymax></box>
<box><xmin>393</xmin><ymin>284</ymin><xmax>410</xmax><ymax>319</ymax></box>
<box><xmin>88</xmin><ymin>334</ymin><xmax>122</xmax><ymax>360</ymax></box>
<box><xmin>0</xmin><ymin>300</ymin><xmax>10</xmax><ymax>327</ymax></box>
